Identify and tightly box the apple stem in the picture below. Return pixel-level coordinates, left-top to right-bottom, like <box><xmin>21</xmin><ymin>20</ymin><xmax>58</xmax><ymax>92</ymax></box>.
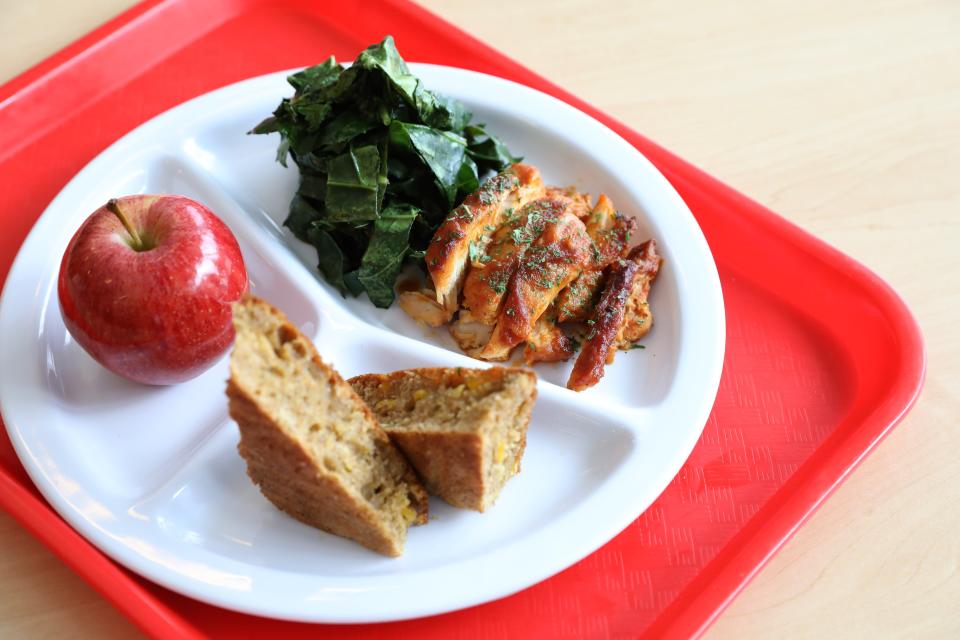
<box><xmin>106</xmin><ymin>199</ymin><xmax>144</xmax><ymax>250</ymax></box>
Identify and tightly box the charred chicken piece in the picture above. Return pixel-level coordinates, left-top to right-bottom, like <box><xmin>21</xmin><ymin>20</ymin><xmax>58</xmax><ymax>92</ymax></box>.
<box><xmin>546</xmin><ymin>186</ymin><xmax>592</xmax><ymax>220</ymax></box>
<box><xmin>480</xmin><ymin>210</ymin><xmax>592</xmax><ymax>360</ymax></box>
<box><xmin>583</xmin><ymin>194</ymin><xmax>636</xmax><ymax>263</ymax></box>
<box><xmin>426</xmin><ymin>164</ymin><xmax>545</xmax><ymax>312</ymax></box>
<box><xmin>566</xmin><ymin>240</ymin><xmax>660</xmax><ymax>391</ymax></box>
<box><xmin>555</xmin><ymin>194</ymin><xmax>637</xmax><ymax>322</ymax></box>
<box><xmin>615</xmin><ymin>242</ymin><xmax>659</xmax><ymax>348</ymax></box>
<box><xmin>555</xmin><ymin>270</ymin><xmax>605</xmax><ymax>323</ymax></box>
<box><xmin>460</xmin><ymin>198</ymin><xmax>566</xmax><ymax>325</ymax></box>
<box><xmin>522</xmin><ymin>312</ymin><xmax>575</xmax><ymax>364</ymax></box>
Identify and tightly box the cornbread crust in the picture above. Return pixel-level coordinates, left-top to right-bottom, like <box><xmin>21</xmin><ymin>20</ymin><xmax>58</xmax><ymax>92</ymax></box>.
<box><xmin>387</xmin><ymin>430</ymin><xmax>485</xmax><ymax>510</ymax></box>
<box><xmin>350</xmin><ymin>367</ymin><xmax>537</xmax><ymax>512</ymax></box>
<box><xmin>227</xmin><ymin>295</ymin><xmax>428</xmax><ymax>557</ymax></box>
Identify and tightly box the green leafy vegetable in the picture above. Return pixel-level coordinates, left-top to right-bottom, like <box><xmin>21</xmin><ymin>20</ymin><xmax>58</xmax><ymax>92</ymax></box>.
<box><xmin>305</xmin><ymin>226</ymin><xmax>347</xmax><ymax>293</ymax></box>
<box><xmin>251</xmin><ymin>36</ymin><xmax>518</xmax><ymax>307</ymax></box>
<box><xmin>324</xmin><ymin>145</ymin><xmax>381</xmax><ymax>222</ymax></box>
<box><xmin>464</xmin><ymin>124</ymin><xmax>520</xmax><ymax>173</ymax></box>
<box><xmin>389</xmin><ymin>121</ymin><xmax>467</xmax><ymax>207</ymax></box>
<box><xmin>358</xmin><ymin>204</ymin><xmax>419</xmax><ymax>307</ymax></box>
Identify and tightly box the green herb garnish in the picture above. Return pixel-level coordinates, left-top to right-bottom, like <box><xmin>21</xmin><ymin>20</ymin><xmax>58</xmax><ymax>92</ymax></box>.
<box><xmin>252</xmin><ymin>36</ymin><xmax>518</xmax><ymax>307</ymax></box>
<box><xmin>468</xmin><ymin>240</ymin><xmax>483</xmax><ymax>263</ymax></box>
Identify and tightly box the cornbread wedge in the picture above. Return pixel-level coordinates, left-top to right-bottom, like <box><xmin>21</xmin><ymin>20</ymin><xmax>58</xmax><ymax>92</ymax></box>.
<box><xmin>227</xmin><ymin>295</ymin><xmax>428</xmax><ymax>557</ymax></box>
<box><xmin>350</xmin><ymin>367</ymin><xmax>537</xmax><ymax>512</ymax></box>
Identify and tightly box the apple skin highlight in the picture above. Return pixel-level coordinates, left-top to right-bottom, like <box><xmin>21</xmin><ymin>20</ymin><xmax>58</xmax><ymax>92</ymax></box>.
<box><xmin>58</xmin><ymin>195</ymin><xmax>248</xmax><ymax>385</ymax></box>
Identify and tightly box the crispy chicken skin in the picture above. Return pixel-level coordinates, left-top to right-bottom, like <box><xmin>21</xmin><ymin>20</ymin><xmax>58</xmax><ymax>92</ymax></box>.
<box><xmin>555</xmin><ymin>194</ymin><xmax>637</xmax><ymax>322</ymax></box>
<box><xmin>566</xmin><ymin>240</ymin><xmax>660</xmax><ymax>391</ymax></box>
<box><xmin>461</xmin><ymin>198</ymin><xmax>566</xmax><ymax>325</ymax></box>
<box><xmin>481</xmin><ymin>210</ymin><xmax>592</xmax><ymax>360</ymax></box>
<box><xmin>426</xmin><ymin>164</ymin><xmax>545</xmax><ymax>312</ymax></box>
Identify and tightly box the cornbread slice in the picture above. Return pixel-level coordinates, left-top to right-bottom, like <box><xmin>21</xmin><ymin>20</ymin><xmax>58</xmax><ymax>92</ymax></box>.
<box><xmin>350</xmin><ymin>367</ymin><xmax>537</xmax><ymax>512</ymax></box>
<box><xmin>227</xmin><ymin>295</ymin><xmax>428</xmax><ymax>557</ymax></box>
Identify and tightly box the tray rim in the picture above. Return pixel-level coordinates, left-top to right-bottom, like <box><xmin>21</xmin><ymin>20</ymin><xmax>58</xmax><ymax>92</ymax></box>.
<box><xmin>0</xmin><ymin>0</ymin><xmax>926</xmax><ymax>637</ymax></box>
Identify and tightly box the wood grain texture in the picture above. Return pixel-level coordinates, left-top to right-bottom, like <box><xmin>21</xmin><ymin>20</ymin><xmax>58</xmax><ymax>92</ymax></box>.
<box><xmin>0</xmin><ymin>0</ymin><xmax>956</xmax><ymax>638</ymax></box>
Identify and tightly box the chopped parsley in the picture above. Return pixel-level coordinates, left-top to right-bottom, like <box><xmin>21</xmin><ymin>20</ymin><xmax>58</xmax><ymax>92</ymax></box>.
<box><xmin>468</xmin><ymin>240</ymin><xmax>482</xmax><ymax>263</ymax></box>
<box><xmin>511</xmin><ymin>227</ymin><xmax>531</xmax><ymax>245</ymax></box>
<box><xmin>486</xmin><ymin>270</ymin><xmax>509</xmax><ymax>294</ymax></box>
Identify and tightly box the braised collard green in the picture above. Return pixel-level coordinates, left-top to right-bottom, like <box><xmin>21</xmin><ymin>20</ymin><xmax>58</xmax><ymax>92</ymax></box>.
<box><xmin>252</xmin><ymin>36</ymin><xmax>519</xmax><ymax>307</ymax></box>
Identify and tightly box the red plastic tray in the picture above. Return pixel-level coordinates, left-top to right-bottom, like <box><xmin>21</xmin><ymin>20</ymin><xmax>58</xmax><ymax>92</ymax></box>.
<box><xmin>0</xmin><ymin>1</ymin><xmax>924</xmax><ymax>638</ymax></box>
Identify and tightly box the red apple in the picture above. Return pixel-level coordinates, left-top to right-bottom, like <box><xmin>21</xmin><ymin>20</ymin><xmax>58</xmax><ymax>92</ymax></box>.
<box><xmin>58</xmin><ymin>195</ymin><xmax>248</xmax><ymax>385</ymax></box>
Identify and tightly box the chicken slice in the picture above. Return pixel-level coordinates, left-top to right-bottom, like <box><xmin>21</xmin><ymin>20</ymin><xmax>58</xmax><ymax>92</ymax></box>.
<box><xmin>546</xmin><ymin>186</ymin><xmax>592</xmax><ymax>220</ymax></box>
<box><xmin>555</xmin><ymin>270</ymin><xmax>605</xmax><ymax>323</ymax></box>
<box><xmin>617</xmin><ymin>298</ymin><xmax>653</xmax><ymax>347</ymax></box>
<box><xmin>566</xmin><ymin>240</ymin><xmax>661</xmax><ymax>391</ymax></box>
<box><xmin>398</xmin><ymin>290</ymin><xmax>454</xmax><ymax>327</ymax></box>
<box><xmin>426</xmin><ymin>164</ymin><xmax>545</xmax><ymax>312</ymax></box>
<box><xmin>555</xmin><ymin>194</ymin><xmax>636</xmax><ymax>322</ymax></box>
<box><xmin>460</xmin><ymin>198</ymin><xmax>567</xmax><ymax>325</ymax></box>
<box><xmin>523</xmin><ymin>312</ymin><xmax>575</xmax><ymax>364</ymax></box>
<box><xmin>584</xmin><ymin>193</ymin><xmax>615</xmax><ymax>233</ymax></box>
<box><xmin>615</xmin><ymin>240</ymin><xmax>660</xmax><ymax>347</ymax></box>
<box><xmin>448</xmin><ymin>310</ymin><xmax>495</xmax><ymax>356</ymax></box>
<box><xmin>480</xmin><ymin>210</ymin><xmax>592</xmax><ymax>360</ymax></box>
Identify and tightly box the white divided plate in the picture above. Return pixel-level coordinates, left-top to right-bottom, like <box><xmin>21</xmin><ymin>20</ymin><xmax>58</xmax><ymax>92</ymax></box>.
<box><xmin>0</xmin><ymin>65</ymin><xmax>724</xmax><ymax>623</ymax></box>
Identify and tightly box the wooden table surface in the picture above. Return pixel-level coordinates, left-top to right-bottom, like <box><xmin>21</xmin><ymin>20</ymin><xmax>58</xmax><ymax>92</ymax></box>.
<box><xmin>1</xmin><ymin>0</ymin><xmax>957</xmax><ymax>637</ymax></box>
